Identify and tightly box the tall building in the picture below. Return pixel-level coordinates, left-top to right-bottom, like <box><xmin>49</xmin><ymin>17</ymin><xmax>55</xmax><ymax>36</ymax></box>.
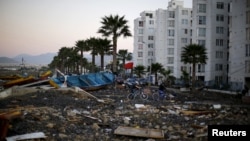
<box><xmin>229</xmin><ymin>0</ymin><xmax>250</xmax><ymax>90</ymax></box>
<box><xmin>133</xmin><ymin>0</ymin><xmax>249</xmax><ymax>90</ymax></box>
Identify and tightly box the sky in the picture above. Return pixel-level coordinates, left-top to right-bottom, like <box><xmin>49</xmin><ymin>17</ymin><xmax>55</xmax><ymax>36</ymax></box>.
<box><xmin>0</xmin><ymin>0</ymin><xmax>192</xmax><ymax>58</ymax></box>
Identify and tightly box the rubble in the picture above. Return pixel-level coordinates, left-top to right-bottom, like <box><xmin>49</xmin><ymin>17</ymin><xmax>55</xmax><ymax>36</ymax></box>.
<box><xmin>0</xmin><ymin>85</ymin><xmax>249</xmax><ymax>141</ymax></box>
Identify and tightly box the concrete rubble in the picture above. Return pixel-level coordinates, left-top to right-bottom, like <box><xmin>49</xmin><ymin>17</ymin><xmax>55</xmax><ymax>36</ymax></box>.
<box><xmin>0</xmin><ymin>85</ymin><xmax>249</xmax><ymax>141</ymax></box>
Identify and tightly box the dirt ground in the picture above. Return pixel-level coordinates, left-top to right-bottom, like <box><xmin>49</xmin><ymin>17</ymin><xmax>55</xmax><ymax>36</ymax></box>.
<box><xmin>0</xmin><ymin>84</ymin><xmax>250</xmax><ymax>141</ymax></box>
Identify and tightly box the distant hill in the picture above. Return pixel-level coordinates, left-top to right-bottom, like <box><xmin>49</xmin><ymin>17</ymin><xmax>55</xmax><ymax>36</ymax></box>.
<box><xmin>0</xmin><ymin>53</ymin><xmax>113</xmax><ymax>66</ymax></box>
<box><xmin>0</xmin><ymin>57</ymin><xmax>19</xmax><ymax>64</ymax></box>
<box><xmin>13</xmin><ymin>53</ymin><xmax>57</xmax><ymax>65</ymax></box>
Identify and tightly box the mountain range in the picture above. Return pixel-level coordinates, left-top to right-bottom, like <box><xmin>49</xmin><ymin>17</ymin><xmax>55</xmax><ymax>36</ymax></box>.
<box><xmin>0</xmin><ymin>53</ymin><xmax>112</xmax><ymax>66</ymax></box>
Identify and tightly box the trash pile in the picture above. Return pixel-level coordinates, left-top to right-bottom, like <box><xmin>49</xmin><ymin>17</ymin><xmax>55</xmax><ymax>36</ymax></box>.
<box><xmin>0</xmin><ymin>85</ymin><xmax>249</xmax><ymax>141</ymax></box>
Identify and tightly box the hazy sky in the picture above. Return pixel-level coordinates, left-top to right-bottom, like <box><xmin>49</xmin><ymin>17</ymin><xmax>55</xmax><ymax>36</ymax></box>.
<box><xmin>0</xmin><ymin>0</ymin><xmax>192</xmax><ymax>57</ymax></box>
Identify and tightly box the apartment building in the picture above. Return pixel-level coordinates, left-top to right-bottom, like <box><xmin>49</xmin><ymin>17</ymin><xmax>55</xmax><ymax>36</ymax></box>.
<box><xmin>133</xmin><ymin>0</ymin><xmax>248</xmax><ymax>90</ymax></box>
<box><xmin>229</xmin><ymin>0</ymin><xmax>250</xmax><ymax>90</ymax></box>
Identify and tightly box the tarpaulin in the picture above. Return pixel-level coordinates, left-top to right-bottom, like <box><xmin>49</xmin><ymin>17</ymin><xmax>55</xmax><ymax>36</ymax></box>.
<box><xmin>124</xmin><ymin>62</ymin><xmax>133</xmax><ymax>69</ymax></box>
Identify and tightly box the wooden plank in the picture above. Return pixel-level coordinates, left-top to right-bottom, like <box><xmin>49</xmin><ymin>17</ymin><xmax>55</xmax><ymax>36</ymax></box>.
<box><xmin>6</xmin><ymin>132</ymin><xmax>47</xmax><ymax>141</ymax></box>
<box><xmin>114</xmin><ymin>126</ymin><xmax>164</xmax><ymax>139</ymax></box>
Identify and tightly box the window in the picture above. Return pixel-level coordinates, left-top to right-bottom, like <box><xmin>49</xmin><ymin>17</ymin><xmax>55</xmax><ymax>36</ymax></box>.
<box><xmin>168</xmin><ymin>48</ymin><xmax>174</xmax><ymax>55</ymax></box>
<box><xmin>168</xmin><ymin>29</ymin><xmax>175</xmax><ymax>36</ymax></box>
<box><xmin>247</xmin><ymin>28</ymin><xmax>250</xmax><ymax>40</ymax></box>
<box><xmin>167</xmin><ymin>57</ymin><xmax>174</xmax><ymax>64</ymax></box>
<box><xmin>138</xmin><ymin>52</ymin><xmax>143</xmax><ymax>57</ymax></box>
<box><xmin>138</xmin><ymin>29</ymin><xmax>143</xmax><ymax>34</ymax></box>
<box><xmin>216</xmin><ymin>51</ymin><xmax>223</xmax><ymax>58</ymax></box>
<box><xmin>247</xmin><ymin>0</ymin><xmax>250</xmax><ymax>8</ymax></box>
<box><xmin>216</xmin><ymin>14</ymin><xmax>224</xmax><ymax>22</ymax></box>
<box><xmin>246</xmin><ymin>11</ymin><xmax>250</xmax><ymax>24</ymax></box>
<box><xmin>139</xmin><ymin>21</ymin><xmax>143</xmax><ymax>27</ymax></box>
<box><xmin>246</xmin><ymin>44</ymin><xmax>250</xmax><ymax>56</ymax></box>
<box><xmin>198</xmin><ymin>40</ymin><xmax>205</xmax><ymax>46</ymax></box>
<box><xmin>217</xmin><ymin>2</ymin><xmax>224</xmax><ymax>9</ymax></box>
<box><xmin>138</xmin><ymin>44</ymin><xmax>143</xmax><ymax>50</ymax></box>
<box><xmin>138</xmin><ymin>36</ymin><xmax>143</xmax><ymax>42</ymax></box>
<box><xmin>168</xmin><ymin>20</ymin><xmax>175</xmax><ymax>27</ymax></box>
<box><xmin>215</xmin><ymin>64</ymin><xmax>223</xmax><ymax>71</ymax></box>
<box><xmin>149</xmin><ymin>20</ymin><xmax>154</xmax><ymax>25</ymax></box>
<box><xmin>198</xmin><ymin>64</ymin><xmax>205</xmax><ymax>72</ymax></box>
<box><xmin>184</xmin><ymin>29</ymin><xmax>188</xmax><ymax>34</ymax></box>
<box><xmin>146</xmin><ymin>13</ymin><xmax>153</xmax><ymax>18</ymax></box>
<box><xmin>182</xmin><ymin>19</ymin><xmax>188</xmax><ymax>25</ymax></box>
<box><xmin>182</xmin><ymin>10</ymin><xmax>188</xmax><ymax>15</ymax></box>
<box><xmin>198</xmin><ymin>28</ymin><xmax>206</xmax><ymax>37</ymax></box>
<box><xmin>148</xmin><ymin>43</ymin><xmax>154</xmax><ymax>48</ymax></box>
<box><xmin>148</xmin><ymin>51</ymin><xmax>154</xmax><ymax>56</ymax></box>
<box><xmin>169</xmin><ymin>11</ymin><xmax>175</xmax><ymax>18</ymax></box>
<box><xmin>148</xmin><ymin>59</ymin><xmax>153</xmax><ymax>64</ymax></box>
<box><xmin>148</xmin><ymin>36</ymin><xmax>154</xmax><ymax>40</ymax></box>
<box><xmin>216</xmin><ymin>27</ymin><xmax>224</xmax><ymax>34</ymax></box>
<box><xmin>198</xmin><ymin>4</ymin><xmax>206</xmax><ymax>13</ymax></box>
<box><xmin>168</xmin><ymin>39</ymin><xmax>174</xmax><ymax>45</ymax></box>
<box><xmin>215</xmin><ymin>76</ymin><xmax>223</xmax><ymax>84</ymax></box>
<box><xmin>246</xmin><ymin>60</ymin><xmax>250</xmax><ymax>73</ymax></box>
<box><xmin>198</xmin><ymin>16</ymin><xmax>206</xmax><ymax>25</ymax></box>
<box><xmin>181</xmin><ymin>38</ymin><xmax>187</xmax><ymax>43</ymax></box>
<box><xmin>216</xmin><ymin>39</ymin><xmax>224</xmax><ymax>46</ymax></box>
<box><xmin>167</xmin><ymin>66</ymin><xmax>174</xmax><ymax>73</ymax></box>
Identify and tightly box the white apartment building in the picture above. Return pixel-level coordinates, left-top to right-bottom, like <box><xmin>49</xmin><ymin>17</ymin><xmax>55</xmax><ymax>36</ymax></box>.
<box><xmin>229</xmin><ymin>0</ymin><xmax>250</xmax><ymax>90</ymax></box>
<box><xmin>133</xmin><ymin>0</ymin><xmax>249</xmax><ymax>90</ymax></box>
<box><xmin>133</xmin><ymin>0</ymin><xmax>192</xmax><ymax>79</ymax></box>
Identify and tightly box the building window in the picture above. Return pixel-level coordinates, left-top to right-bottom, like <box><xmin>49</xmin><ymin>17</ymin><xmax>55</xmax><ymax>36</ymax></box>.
<box><xmin>138</xmin><ymin>44</ymin><xmax>143</xmax><ymax>50</ymax></box>
<box><xmin>216</xmin><ymin>14</ymin><xmax>224</xmax><ymax>22</ymax></box>
<box><xmin>167</xmin><ymin>57</ymin><xmax>174</xmax><ymax>64</ymax></box>
<box><xmin>182</xmin><ymin>10</ymin><xmax>188</xmax><ymax>15</ymax></box>
<box><xmin>181</xmin><ymin>38</ymin><xmax>187</xmax><ymax>43</ymax></box>
<box><xmin>148</xmin><ymin>36</ymin><xmax>154</xmax><ymax>40</ymax></box>
<box><xmin>184</xmin><ymin>29</ymin><xmax>188</xmax><ymax>34</ymax></box>
<box><xmin>198</xmin><ymin>40</ymin><xmax>206</xmax><ymax>46</ymax></box>
<box><xmin>168</xmin><ymin>20</ymin><xmax>175</xmax><ymax>27</ymax></box>
<box><xmin>138</xmin><ymin>29</ymin><xmax>143</xmax><ymax>34</ymax></box>
<box><xmin>167</xmin><ymin>66</ymin><xmax>174</xmax><ymax>73</ymax></box>
<box><xmin>138</xmin><ymin>52</ymin><xmax>143</xmax><ymax>57</ymax></box>
<box><xmin>198</xmin><ymin>28</ymin><xmax>206</xmax><ymax>37</ymax></box>
<box><xmin>246</xmin><ymin>44</ymin><xmax>250</xmax><ymax>56</ymax></box>
<box><xmin>139</xmin><ymin>21</ymin><xmax>143</xmax><ymax>27</ymax></box>
<box><xmin>148</xmin><ymin>43</ymin><xmax>154</xmax><ymax>48</ymax></box>
<box><xmin>169</xmin><ymin>11</ymin><xmax>175</xmax><ymax>18</ymax></box>
<box><xmin>148</xmin><ymin>51</ymin><xmax>154</xmax><ymax>56</ymax></box>
<box><xmin>198</xmin><ymin>16</ymin><xmax>206</xmax><ymax>25</ymax></box>
<box><xmin>217</xmin><ymin>2</ymin><xmax>224</xmax><ymax>9</ymax></box>
<box><xmin>182</xmin><ymin>19</ymin><xmax>188</xmax><ymax>25</ymax></box>
<box><xmin>138</xmin><ymin>36</ymin><xmax>143</xmax><ymax>42</ymax></box>
<box><xmin>216</xmin><ymin>39</ymin><xmax>224</xmax><ymax>46</ymax></box>
<box><xmin>146</xmin><ymin>13</ymin><xmax>153</xmax><ymax>18</ymax></box>
<box><xmin>168</xmin><ymin>48</ymin><xmax>174</xmax><ymax>55</ymax></box>
<box><xmin>247</xmin><ymin>0</ymin><xmax>250</xmax><ymax>8</ymax></box>
<box><xmin>168</xmin><ymin>39</ymin><xmax>174</xmax><ymax>45</ymax></box>
<box><xmin>216</xmin><ymin>27</ymin><xmax>224</xmax><ymax>34</ymax></box>
<box><xmin>148</xmin><ymin>59</ymin><xmax>153</xmax><ymax>65</ymax></box>
<box><xmin>198</xmin><ymin>4</ymin><xmax>206</xmax><ymax>13</ymax></box>
<box><xmin>215</xmin><ymin>76</ymin><xmax>223</xmax><ymax>84</ymax></box>
<box><xmin>246</xmin><ymin>60</ymin><xmax>250</xmax><ymax>73</ymax></box>
<box><xmin>149</xmin><ymin>20</ymin><xmax>154</xmax><ymax>25</ymax></box>
<box><xmin>168</xmin><ymin>29</ymin><xmax>175</xmax><ymax>36</ymax></box>
<box><xmin>215</xmin><ymin>64</ymin><xmax>223</xmax><ymax>71</ymax></box>
<box><xmin>216</xmin><ymin>51</ymin><xmax>223</xmax><ymax>58</ymax></box>
<box><xmin>247</xmin><ymin>28</ymin><xmax>250</xmax><ymax>40</ymax></box>
<box><xmin>246</xmin><ymin>11</ymin><xmax>250</xmax><ymax>24</ymax></box>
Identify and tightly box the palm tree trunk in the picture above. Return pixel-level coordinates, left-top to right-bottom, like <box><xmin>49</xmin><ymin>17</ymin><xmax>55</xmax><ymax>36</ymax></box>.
<box><xmin>112</xmin><ymin>37</ymin><xmax>117</xmax><ymax>74</ymax></box>
<box><xmin>100</xmin><ymin>55</ymin><xmax>104</xmax><ymax>71</ymax></box>
<box><xmin>80</xmin><ymin>51</ymin><xmax>83</xmax><ymax>74</ymax></box>
<box><xmin>191</xmin><ymin>63</ymin><xmax>196</xmax><ymax>93</ymax></box>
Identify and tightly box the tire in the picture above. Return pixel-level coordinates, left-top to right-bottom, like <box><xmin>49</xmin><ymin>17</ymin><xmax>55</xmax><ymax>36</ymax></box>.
<box><xmin>140</xmin><ymin>92</ymin><xmax>148</xmax><ymax>100</ymax></box>
<box><xmin>152</xmin><ymin>92</ymin><xmax>160</xmax><ymax>101</ymax></box>
<box><xmin>127</xmin><ymin>93</ymin><xmax>135</xmax><ymax>100</ymax></box>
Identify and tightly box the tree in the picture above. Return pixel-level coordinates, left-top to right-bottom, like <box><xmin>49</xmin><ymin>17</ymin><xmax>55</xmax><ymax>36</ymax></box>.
<box><xmin>96</xmin><ymin>38</ymin><xmax>112</xmax><ymax>71</ymax></box>
<box><xmin>75</xmin><ymin>40</ymin><xmax>90</xmax><ymax>74</ymax></box>
<box><xmin>149</xmin><ymin>63</ymin><xmax>164</xmax><ymax>85</ymax></box>
<box><xmin>97</xmin><ymin>14</ymin><xmax>132</xmax><ymax>74</ymax></box>
<box><xmin>117</xmin><ymin>49</ymin><xmax>132</xmax><ymax>75</ymax></box>
<box><xmin>181</xmin><ymin>44</ymin><xmax>208</xmax><ymax>92</ymax></box>
<box><xmin>86</xmin><ymin>37</ymin><xmax>98</xmax><ymax>72</ymax></box>
<box><xmin>134</xmin><ymin>65</ymin><xmax>145</xmax><ymax>78</ymax></box>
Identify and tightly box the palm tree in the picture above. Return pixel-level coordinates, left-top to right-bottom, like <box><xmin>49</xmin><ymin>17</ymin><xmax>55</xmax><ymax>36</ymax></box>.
<box><xmin>117</xmin><ymin>49</ymin><xmax>132</xmax><ymax>69</ymax></box>
<box><xmin>75</xmin><ymin>39</ymin><xmax>90</xmax><ymax>74</ymax></box>
<box><xmin>57</xmin><ymin>47</ymin><xmax>72</xmax><ymax>73</ymax></box>
<box><xmin>181</xmin><ymin>44</ymin><xmax>208</xmax><ymax>92</ymax></box>
<box><xmin>149</xmin><ymin>63</ymin><xmax>164</xmax><ymax>85</ymax></box>
<box><xmin>97</xmin><ymin>14</ymin><xmax>132</xmax><ymax>74</ymax></box>
<box><xmin>86</xmin><ymin>37</ymin><xmax>98</xmax><ymax>72</ymax></box>
<box><xmin>96</xmin><ymin>38</ymin><xmax>112</xmax><ymax>71</ymax></box>
<box><xmin>134</xmin><ymin>65</ymin><xmax>145</xmax><ymax>78</ymax></box>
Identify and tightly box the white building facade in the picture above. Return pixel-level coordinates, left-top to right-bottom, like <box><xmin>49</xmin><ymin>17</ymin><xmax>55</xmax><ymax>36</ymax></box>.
<box><xmin>133</xmin><ymin>0</ymin><xmax>249</xmax><ymax>90</ymax></box>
